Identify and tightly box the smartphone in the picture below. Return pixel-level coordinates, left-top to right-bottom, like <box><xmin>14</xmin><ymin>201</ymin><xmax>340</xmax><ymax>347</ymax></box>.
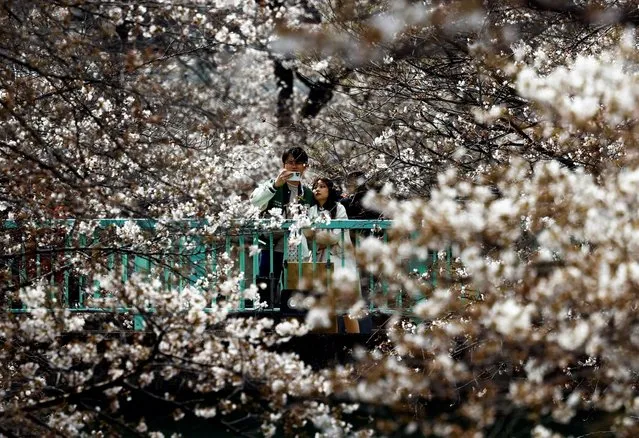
<box><xmin>288</xmin><ymin>171</ymin><xmax>301</xmax><ymax>182</ymax></box>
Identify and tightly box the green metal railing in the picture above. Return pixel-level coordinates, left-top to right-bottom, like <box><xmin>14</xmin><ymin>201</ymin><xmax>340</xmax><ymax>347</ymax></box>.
<box><xmin>1</xmin><ymin>219</ymin><xmax>450</xmax><ymax>314</ymax></box>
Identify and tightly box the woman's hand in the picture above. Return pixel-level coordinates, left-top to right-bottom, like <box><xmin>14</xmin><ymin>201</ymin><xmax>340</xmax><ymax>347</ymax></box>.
<box><xmin>304</xmin><ymin>229</ymin><xmax>334</xmax><ymax>249</ymax></box>
<box><xmin>315</xmin><ymin>230</ymin><xmax>338</xmax><ymax>246</ymax></box>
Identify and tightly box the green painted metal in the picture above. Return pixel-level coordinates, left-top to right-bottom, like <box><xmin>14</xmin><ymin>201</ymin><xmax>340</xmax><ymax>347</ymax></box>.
<box><xmin>78</xmin><ymin>234</ymin><xmax>87</xmax><ymax>306</ymax></box>
<box><xmin>178</xmin><ymin>236</ymin><xmax>185</xmax><ymax>290</ymax></box>
<box><xmin>268</xmin><ymin>232</ymin><xmax>274</xmax><ymax>275</ymax></box>
<box><xmin>282</xmin><ymin>232</ymin><xmax>289</xmax><ymax>290</ymax></box>
<box><xmin>431</xmin><ymin>250</ymin><xmax>438</xmax><ymax>287</ymax></box>
<box><xmin>211</xmin><ymin>245</ymin><xmax>217</xmax><ymax>297</ymax></box>
<box><xmin>36</xmin><ymin>251</ymin><xmax>41</xmax><ymax>278</ymax></box>
<box><xmin>106</xmin><ymin>252</ymin><xmax>114</xmax><ymax>299</ymax></box>
<box><xmin>2</xmin><ymin>219</ymin><xmax>446</xmax><ymax>324</ymax></box>
<box><xmin>238</xmin><ymin>234</ymin><xmax>246</xmax><ymax>310</ymax></box>
<box><xmin>121</xmin><ymin>253</ymin><xmax>129</xmax><ymax>284</ymax></box>
<box><xmin>252</xmin><ymin>233</ymin><xmax>259</xmax><ymax>287</ymax></box>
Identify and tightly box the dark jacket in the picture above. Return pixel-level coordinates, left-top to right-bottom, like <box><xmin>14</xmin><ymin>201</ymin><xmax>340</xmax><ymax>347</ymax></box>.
<box><xmin>340</xmin><ymin>191</ymin><xmax>383</xmax><ymax>220</ymax></box>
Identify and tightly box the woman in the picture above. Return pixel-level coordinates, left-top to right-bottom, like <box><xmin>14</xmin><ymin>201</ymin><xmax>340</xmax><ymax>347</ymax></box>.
<box><xmin>306</xmin><ymin>177</ymin><xmax>361</xmax><ymax>333</ymax></box>
<box><xmin>306</xmin><ymin>177</ymin><xmax>352</xmax><ymax>263</ymax></box>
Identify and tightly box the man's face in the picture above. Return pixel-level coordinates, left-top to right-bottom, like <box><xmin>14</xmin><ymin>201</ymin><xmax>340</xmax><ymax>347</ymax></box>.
<box><xmin>345</xmin><ymin>176</ymin><xmax>361</xmax><ymax>194</ymax></box>
<box><xmin>284</xmin><ymin>157</ymin><xmax>307</xmax><ymax>176</ymax></box>
<box><xmin>345</xmin><ymin>179</ymin><xmax>357</xmax><ymax>194</ymax></box>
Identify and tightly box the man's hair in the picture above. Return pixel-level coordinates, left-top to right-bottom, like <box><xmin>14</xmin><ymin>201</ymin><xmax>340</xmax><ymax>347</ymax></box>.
<box><xmin>345</xmin><ymin>171</ymin><xmax>368</xmax><ymax>192</ymax></box>
<box><xmin>282</xmin><ymin>147</ymin><xmax>308</xmax><ymax>164</ymax></box>
<box><xmin>346</xmin><ymin>171</ymin><xmax>365</xmax><ymax>184</ymax></box>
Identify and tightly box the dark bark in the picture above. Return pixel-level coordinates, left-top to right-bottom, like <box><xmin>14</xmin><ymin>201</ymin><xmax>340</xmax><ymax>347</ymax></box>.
<box><xmin>524</xmin><ymin>0</ymin><xmax>639</xmax><ymax>26</ymax></box>
<box><xmin>297</xmin><ymin>72</ymin><xmax>335</xmax><ymax>119</ymax></box>
<box><xmin>274</xmin><ymin>60</ymin><xmax>294</xmax><ymax>127</ymax></box>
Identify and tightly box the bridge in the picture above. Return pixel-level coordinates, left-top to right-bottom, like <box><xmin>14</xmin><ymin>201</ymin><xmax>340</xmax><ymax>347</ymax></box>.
<box><xmin>1</xmin><ymin>219</ymin><xmax>451</xmax><ymax>331</ymax></box>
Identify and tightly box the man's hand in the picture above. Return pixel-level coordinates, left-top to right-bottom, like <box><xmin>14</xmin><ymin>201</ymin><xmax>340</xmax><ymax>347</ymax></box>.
<box><xmin>273</xmin><ymin>169</ymin><xmax>293</xmax><ymax>188</ymax></box>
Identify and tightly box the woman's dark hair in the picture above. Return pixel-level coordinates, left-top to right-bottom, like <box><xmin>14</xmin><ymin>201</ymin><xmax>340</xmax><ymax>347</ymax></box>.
<box><xmin>312</xmin><ymin>177</ymin><xmax>341</xmax><ymax>218</ymax></box>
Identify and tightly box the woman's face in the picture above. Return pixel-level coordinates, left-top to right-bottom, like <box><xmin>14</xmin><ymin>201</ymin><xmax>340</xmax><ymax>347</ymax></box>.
<box><xmin>313</xmin><ymin>180</ymin><xmax>329</xmax><ymax>204</ymax></box>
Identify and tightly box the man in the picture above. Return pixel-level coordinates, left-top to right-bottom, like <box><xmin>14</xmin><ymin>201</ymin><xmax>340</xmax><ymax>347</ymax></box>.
<box><xmin>340</xmin><ymin>171</ymin><xmax>383</xmax><ymax>222</ymax></box>
<box><xmin>250</xmin><ymin>147</ymin><xmax>314</xmax><ymax>306</ymax></box>
<box><xmin>339</xmin><ymin>171</ymin><xmax>383</xmax><ymax>333</ymax></box>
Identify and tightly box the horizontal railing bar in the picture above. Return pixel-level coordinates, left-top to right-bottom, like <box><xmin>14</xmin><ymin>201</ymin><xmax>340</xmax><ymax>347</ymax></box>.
<box><xmin>2</xmin><ymin>219</ymin><xmax>393</xmax><ymax>230</ymax></box>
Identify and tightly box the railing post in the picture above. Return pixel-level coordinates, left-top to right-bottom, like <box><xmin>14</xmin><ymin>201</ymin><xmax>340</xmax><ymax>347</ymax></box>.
<box><xmin>252</xmin><ymin>233</ymin><xmax>259</xmax><ymax>288</ymax></box>
<box><xmin>431</xmin><ymin>249</ymin><xmax>438</xmax><ymax>287</ymax></box>
<box><xmin>282</xmin><ymin>232</ymin><xmax>288</xmax><ymax>291</ymax></box>
<box><xmin>239</xmin><ymin>234</ymin><xmax>246</xmax><ymax>310</ymax></box>
<box><xmin>133</xmin><ymin>314</ymin><xmax>145</xmax><ymax>331</ymax></box>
